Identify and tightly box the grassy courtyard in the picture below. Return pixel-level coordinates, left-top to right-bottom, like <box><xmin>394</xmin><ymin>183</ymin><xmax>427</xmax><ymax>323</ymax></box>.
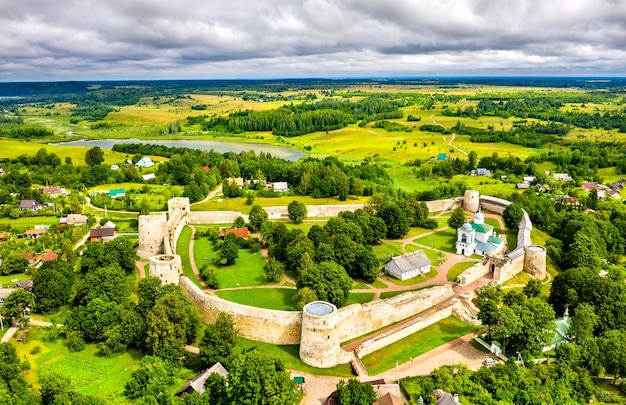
<box><xmin>414</xmin><ymin>228</ymin><xmax>457</xmax><ymax>253</ymax></box>
<box><xmin>361</xmin><ymin>316</ymin><xmax>480</xmax><ymax>375</ymax></box>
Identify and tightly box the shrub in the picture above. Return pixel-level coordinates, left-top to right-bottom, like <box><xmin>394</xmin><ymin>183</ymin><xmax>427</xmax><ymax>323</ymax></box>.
<box><xmin>66</xmin><ymin>331</ymin><xmax>86</xmax><ymax>352</ymax></box>
<box><xmin>30</xmin><ymin>346</ymin><xmax>42</xmax><ymax>355</ymax></box>
<box><xmin>200</xmin><ymin>265</ymin><xmax>220</xmax><ymax>289</ymax></box>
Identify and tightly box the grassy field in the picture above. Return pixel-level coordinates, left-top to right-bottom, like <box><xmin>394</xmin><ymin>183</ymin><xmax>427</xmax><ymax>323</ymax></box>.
<box><xmin>191</xmin><ymin>194</ymin><xmax>368</xmax><ymax>213</ymax></box>
<box><xmin>382</xmin><ymin>269</ymin><xmax>438</xmax><ymax>287</ymax></box>
<box><xmin>216</xmin><ymin>288</ymin><xmax>297</xmax><ymax>310</ymax></box>
<box><xmin>176</xmin><ymin>226</ymin><xmax>203</xmax><ymax>289</ymax></box>
<box><xmin>361</xmin><ymin>316</ymin><xmax>480</xmax><ymax>375</ymax></box>
<box><xmin>0</xmin><ymin>139</ymin><xmax>130</xmax><ymax>165</ymax></box>
<box><xmin>236</xmin><ymin>337</ymin><xmax>354</xmax><ymax>377</ymax></box>
<box><xmin>12</xmin><ymin>328</ymin><xmax>145</xmax><ymax>402</ymax></box>
<box><xmin>0</xmin><ymin>216</ymin><xmax>60</xmax><ymax>229</ymax></box>
<box><xmin>414</xmin><ymin>228</ymin><xmax>457</xmax><ymax>253</ymax></box>
<box><xmin>346</xmin><ymin>292</ymin><xmax>376</xmax><ymax>305</ymax></box>
<box><xmin>446</xmin><ymin>261</ymin><xmax>478</xmax><ymax>282</ymax></box>
<box><xmin>371</xmin><ymin>241</ymin><xmax>404</xmax><ymax>260</ymax></box>
<box><xmin>379</xmin><ymin>285</ymin><xmax>435</xmax><ymax>299</ymax></box>
<box><xmin>0</xmin><ymin>272</ymin><xmax>31</xmax><ymax>287</ymax></box>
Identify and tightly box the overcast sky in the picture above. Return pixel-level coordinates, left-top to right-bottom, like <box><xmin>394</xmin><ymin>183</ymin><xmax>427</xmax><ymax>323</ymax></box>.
<box><xmin>1</xmin><ymin>0</ymin><xmax>625</xmax><ymax>81</ymax></box>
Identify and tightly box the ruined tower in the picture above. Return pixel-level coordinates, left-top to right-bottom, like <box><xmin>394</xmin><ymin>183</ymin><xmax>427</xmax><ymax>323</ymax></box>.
<box><xmin>299</xmin><ymin>301</ymin><xmax>340</xmax><ymax>368</ymax></box>
<box><xmin>137</xmin><ymin>212</ymin><xmax>168</xmax><ymax>259</ymax></box>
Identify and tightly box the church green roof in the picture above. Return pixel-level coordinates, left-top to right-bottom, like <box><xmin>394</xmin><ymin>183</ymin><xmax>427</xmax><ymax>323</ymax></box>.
<box><xmin>471</xmin><ymin>222</ymin><xmax>493</xmax><ymax>233</ymax></box>
<box><xmin>487</xmin><ymin>236</ymin><xmax>504</xmax><ymax>244</ymax></box>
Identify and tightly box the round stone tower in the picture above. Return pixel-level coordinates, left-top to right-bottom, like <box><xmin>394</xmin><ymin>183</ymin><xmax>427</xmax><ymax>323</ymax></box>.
<box><xmin>300</xmin><ymin>301</ymin><xmax>340</xmax><ymax>368</ymax></box>
<box><xmin>463</xmin><ymin>190</ymin><xmax>480</xmax><ymax>212</ymax></box>
<box><xmin>524</xmin><ymin>245</ymin><xmax>547</xmax><ymax>280</ymax></box>
<box><xmin>149</xmin><ymin>254</ymin><xmax>183</xmax><ymax>285</ymax></box>
<box><xmin>137</xmin><ymin>212</ymin><xmax>168</xmax><ymax>259</ymax></box>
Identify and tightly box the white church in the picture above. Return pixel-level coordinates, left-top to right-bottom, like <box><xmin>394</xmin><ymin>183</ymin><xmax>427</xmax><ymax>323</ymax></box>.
<box><xmin>455</xmin><ymin>211</ymin><xmax>505</xmax><ymax>257</ymax></box>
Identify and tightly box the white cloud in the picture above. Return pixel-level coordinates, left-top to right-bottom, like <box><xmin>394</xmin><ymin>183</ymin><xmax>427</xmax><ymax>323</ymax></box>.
<box><xmin>0</xmin><ymin>0</ymin><xmax>625</xmax><ymax>80</ymax></box>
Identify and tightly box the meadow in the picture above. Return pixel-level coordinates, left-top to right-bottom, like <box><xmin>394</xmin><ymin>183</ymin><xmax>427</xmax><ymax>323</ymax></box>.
<box><xmin>361</xmin><ymin>316</ymin><xmax>480</xmax><ymax>375</ymax></box>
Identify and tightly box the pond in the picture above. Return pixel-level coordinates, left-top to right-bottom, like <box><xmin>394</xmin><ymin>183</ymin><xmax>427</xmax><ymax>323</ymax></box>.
<box><xmin>54</xmin><ymin>138</ymin><xmax>307</xmax><ymax>161</ymax></box>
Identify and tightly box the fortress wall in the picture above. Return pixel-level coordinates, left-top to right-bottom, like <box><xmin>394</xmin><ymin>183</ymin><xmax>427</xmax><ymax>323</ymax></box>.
<box><xmin>355</xmin><ymin>302</ymin><xmax>455</xmax><ymax>358</ymax></box>
<box><xmin>169</xmin><ymin>215</ymin><xmax>189</xmax><ymax>253</ymax></box>
<box><xmin>456</xmin><ymin>261</ymin><xmax>490</xmax><ymax>286</ymax></box>
<box><xmin>306</xmin><ymin>204</ymin><xmax>364</xmax><ymax>217</ymax></box>
<box><xmin>425</xmin><ymin>198</ymin><xmax>463</xmax><ymax>213</ymax></box>
<box><xmin>263</xmin><ymin>204</ymin><xmax>365</xmax><ymax>219</ymax></box>
<box><xmin>479</xmin><ymin>195</ymin><xmax>511</xmax><ymax>214</ymax></box>
<box><xmin>336</xmin><ymin>285</ymin><xmax>453</xmax><ymax>342</ymax></box>
<box><xmin>518</xmin><ymin>209</ymin><xmax>532</xmax><ymax>248</ymax></box>
<box><xmin>494</xmin><ymin>253</ymin><xmax>525</xmax><ymax>284</ymax></box>
<box><xmin>188</xmin><ymin>211</ymin><xmax>248</xmax><ymax>225</ymax></box>
<box><xmin>179</xmin><ymin>277</ymin><xmax>303</xmax><ymax>344</ymax></box>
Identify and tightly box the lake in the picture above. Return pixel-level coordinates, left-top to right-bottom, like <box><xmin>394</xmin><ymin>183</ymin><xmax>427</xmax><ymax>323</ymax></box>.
<box><xmin>54</xmin><ymin>138</ymin><xmax>307</xmax><ymax>161</ymax></box>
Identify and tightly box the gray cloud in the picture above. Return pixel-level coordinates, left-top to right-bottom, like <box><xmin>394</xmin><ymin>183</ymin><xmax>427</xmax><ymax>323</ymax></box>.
<box><xmin>0</xmin><ymin>0</ymin><xmax>625</xmax><ymax>80</ymax></box>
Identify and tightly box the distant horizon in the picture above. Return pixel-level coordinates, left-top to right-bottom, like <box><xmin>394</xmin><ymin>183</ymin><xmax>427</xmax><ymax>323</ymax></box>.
<box><xmin>1</xmin><ymin>75</ymin><xmax>625</xmax><ymax>84</ymax></box>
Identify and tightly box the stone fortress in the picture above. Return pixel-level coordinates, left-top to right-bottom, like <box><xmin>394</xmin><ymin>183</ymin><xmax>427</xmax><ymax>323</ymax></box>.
<box><xmin>137</xmin><ymin>190</ymin><xmax>546</xmax><ymax>369</ymax></box>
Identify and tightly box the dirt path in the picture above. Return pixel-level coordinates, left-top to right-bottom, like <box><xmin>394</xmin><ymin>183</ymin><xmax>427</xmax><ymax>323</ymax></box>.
<box><xmin>431</xmin><ymin>113</ymin><xmax>467</xmax><ymax>156</ymax></box>
<box><xmin>191</xmin><ymin>185</ymin><xmax>223</xmax><ymax>206</ymax></box>
<box><xmin>135</xmin><ymin>261</ymin><xmax>147</xmax><ymax>278</ymax></box>
<box><xmin>374</xmin><ymin>330</ymin><xmax>491</xmax><ymax>381</ymax></box>
<box><xmin>187</xmin><ymin>225</ymin><xmax>209</xmax><ymax>290</ymax></box>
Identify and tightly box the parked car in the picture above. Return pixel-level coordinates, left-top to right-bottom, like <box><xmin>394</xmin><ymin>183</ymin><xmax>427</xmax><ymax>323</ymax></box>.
<box><xmin>484</xmin><ymin>358</ymin><xmax>498</xmax><ymax>366</ymax></box>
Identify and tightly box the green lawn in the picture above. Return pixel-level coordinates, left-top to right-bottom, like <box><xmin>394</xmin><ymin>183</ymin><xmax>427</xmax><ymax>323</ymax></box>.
<box><xmin>176</xmin><ymin>226</ymin><xmax>203</xmax><ymax>289</ymax></box>
<box><xmin>414</xmin><ymin>228</ymin><xmax>457</xmax><ymax>253</ymax></box>
<box><xmin>0</xmin><ymin>272</ymin><xmax>31</xmax><ymax>287</ymax></box>
<box><xmin>0</xmin><ymin>216</ymin><xmax>60</xmax><ymax>230</ymax></box>
<box><xmin>13</xmin><ymin>328</ymin><xmax>146</xmax><ymax>402</ymax></box>
<box><xmin>361</xmin><ymin>316</ymin><xmax>480</xmax><ymax>375</ymax></box>
<box><xmin>192</xmin><ymin>195</ymin><xmax>369</xmax><ymax>213</ymax></box>
<box><xmin>405</xmin><ymin>245</ymin><xmax>444</xmax><ymax>262</ymax></box>
<box><xmin>383</xmin><ymin>269</ymin><xmax>438</xmax><ymax>287</ymax></box>
<box><xmin>371</xmin><ymin>242</ymin><xmax>404</xmax><ymax>260</ymax></box>
<box><xmin>345</xmin><ymin>292</ymin><xmax>376</xmax><ymax>305</ymax></box>
<box><xmin>191</xmin><ymin>230</ymin><xmax>269</xmax><ymax>288</ymax></box>
<box><xmin>371</xmin><ymin>279</ymin><xmax>388</xmax><ymax>289</ymax></box>
<box><xmin>446</xmin><ymin>261</ymin><xmax>478</xmax><ymax>282</ymax></box>
<box><xmin>215</xmin><ymin>288</ymin><xmax>297</xmax><ymax>310</ymax></box>
<box><xmin>236</xmin><ymin>337</ymin><xmax>354</xmax><ymax>377</ymax></box>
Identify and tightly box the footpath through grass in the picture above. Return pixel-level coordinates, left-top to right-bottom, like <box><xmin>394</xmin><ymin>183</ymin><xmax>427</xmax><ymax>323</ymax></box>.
<box><xmin>361</xmin><ymin>316</ymin><xmax>480</xmax><ymax>375</ymax></box>
<box><xmin>176</xmin><ymin>226</ymin><xmax>203</xmax><ymax>289</ymax></box>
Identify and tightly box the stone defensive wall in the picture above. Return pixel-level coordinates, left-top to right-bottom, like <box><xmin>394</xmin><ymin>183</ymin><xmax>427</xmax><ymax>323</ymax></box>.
<box><xmin>335</xmin><ymin>284</ymin><xmax>453</xmax><ymax>342</ymax></box>
<box><xmin>188</xmin><ymin>211</ymin><xmax>249</xmax><ymax>225</ymax></box>
<box><xmin>424</xmin><ymin>197</ymin><xmax>463</xmax><ymax>213</ymax></box>
<box><xmin>180</xmin><ymin>276</ymin><xmax>303</xmax><ymax>344</ymax></box>
<box><xmin>354</xmin><ymin>300</ymin><xmax>455</xmax><ymax>358</ymax></box>
<box><xmin>180</xmin><ymin>276</ymin><xmax>453</xmax><ymax>346</ymax></box>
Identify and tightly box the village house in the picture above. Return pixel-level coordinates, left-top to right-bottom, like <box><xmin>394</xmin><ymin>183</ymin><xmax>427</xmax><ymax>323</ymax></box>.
<box><xmin>19</xmin><ymin>199</ymin><xmax>42</xmax><ymax>211</ymax></box>
<box><xmin>89</xmin><ymin>227</ymin><xmax>116</xmax><ymax>243</ymax></box>
<box><xmin>553</xmin><ymin>172</ymin><xmax>573</xmax><ymax>182</ymax></box>
<box><xmin>0</xmin><ymin>288</ymin><xmax>17</xmax><ymax>307</ymax></box>
<box><xmin>111</xmin><ymin>164</ymin><xmax>120</xmax><ymax>171</ymax></box>
<box><xmin>38</xmin><ymin>186</ymin><xmax>68</xmax><ymax>198</ymax></box>
<box><xmin>217</xmin><ymin>227</ymin><xmax>250</xmax><ymax>238</ymax></box>
<box><xmin>142</xmin><ymin>173</ymin><xmax>156</xmax><ymax>181</ymax></box>
<box><xmin>516</xmin><ymin>183</ymin><xmax>530</xmax><ymax>190</ymax></box>
<box><xmin>24</xmin><ymin>228</ymin><xmax>46</xmax><ymax>239</ymax></box>
<box><xmin>65</xmin><ymin>214</ymin><xmax>88</xmax><ymax>225</ymax></box>
<box><xmin>270</xmin><ymin>181</ymin><xmax>289</xmax><ymax>192</ymax></box>
<box><xmin>0</xmin><ymin>232</ymin><xmax>9</xmax><ymax>242</ymax></box>
<box><xmin>175</xmin><ymin>362</ymin><xmax>229</xmax><ymax>398</ymax></box>
<box><xmin>384</xmin><ymin>250</ymin><xmax>431</xmax><ymax>281</ymax></box>
<box><xmin>227</xmin><ymin>177</ymin><xmax>245</xmax><ymax>188</ymax></box>
<box><xmin>40</xmin><ymin>250</ymin><xmax>58</xmax><ymax>263</ymax></box>
<box><xmin>135</xmin><ymin>157</ymin><xmax>154</xmax><ymax>168</ymax></box>
<box><xmin>455</xmin><ymin>211</ymin><xmax>504</xmax><ymax>257</ymax></box>
<box><xmin>581</xmin><ymin>181</ymin><xmax>597</xmax><ymax>191</ymax></box>
<box><xmin>471</xmin><ymin>168</ymin><xmax>491</xmax><ymax>176</ymax></box>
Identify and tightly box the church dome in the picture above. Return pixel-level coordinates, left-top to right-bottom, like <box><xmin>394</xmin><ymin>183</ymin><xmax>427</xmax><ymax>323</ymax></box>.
<box><xmin>473</xmin><ymin>211</ymin><xmax>485</xmax><ymax>225</ymax></box>
<box><xmin>461</xmin><ymin>222</ymin><xmax>472</xmax><ymax>231</ymax></box>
